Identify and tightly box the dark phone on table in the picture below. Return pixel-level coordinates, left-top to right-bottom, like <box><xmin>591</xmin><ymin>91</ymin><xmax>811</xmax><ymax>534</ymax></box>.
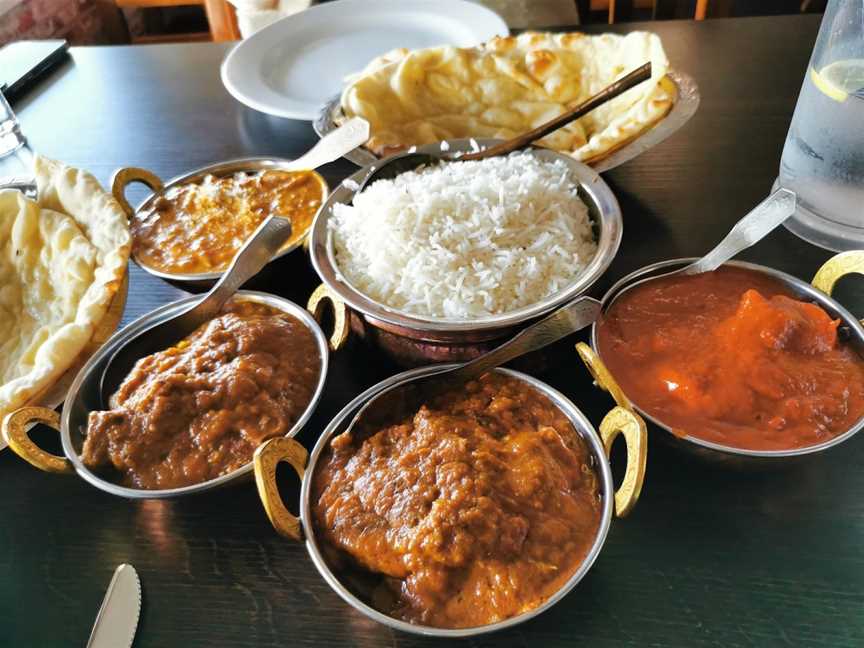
<box><xmin>0</xmin><ymin>40</ymin><xmax>69</xmax><ymax>102</ymax></box>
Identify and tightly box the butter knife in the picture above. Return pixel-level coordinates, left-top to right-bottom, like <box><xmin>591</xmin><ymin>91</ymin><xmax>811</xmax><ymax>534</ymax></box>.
<box><xmin>86</xmin><ymin>564</ymin><xmax>141</xmax><ymax>648</ymax></box>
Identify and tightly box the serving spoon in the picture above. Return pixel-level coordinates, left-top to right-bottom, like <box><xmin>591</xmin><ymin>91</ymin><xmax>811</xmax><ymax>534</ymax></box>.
<box><xmin>341</xmin><ymin>295</ymin><xmax>602</xmax><ymax>438</ymax></box>
<box><xmin>98</xmin><ymin>117</ymin><xmax>371</xmax><ymax>406</ymax></box>
<box><xmin>605</xmin><ymin>187</ymin><xmax>798</xmax><ymax>310</ymax></box>
<box><xmin>356</xmin><ymin>62</ymin><xmax>653</xmax><ymax>192</ymax></box>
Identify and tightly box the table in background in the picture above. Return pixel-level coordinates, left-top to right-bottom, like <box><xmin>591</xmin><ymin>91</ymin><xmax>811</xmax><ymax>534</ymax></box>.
<box><xmin>3</xmin><ymin>14</ymin><xmax>863</xmax><ymax>648</ymax></box>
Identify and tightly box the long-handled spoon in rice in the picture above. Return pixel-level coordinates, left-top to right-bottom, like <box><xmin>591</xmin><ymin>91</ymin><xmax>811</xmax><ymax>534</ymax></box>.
<box><xmin>340</xmin><ymin>294</ymin><xmax>602</xmax><ymax>439</ymax></box>
<box><xmin>97</xmin><ymin>117</ymin><xmax>370</xmax><ymax>406</ymax></box>
<box><xmin>356</xmin><ymin>61</ymin><xmax>653</xmax><ymax>192</ymax></box>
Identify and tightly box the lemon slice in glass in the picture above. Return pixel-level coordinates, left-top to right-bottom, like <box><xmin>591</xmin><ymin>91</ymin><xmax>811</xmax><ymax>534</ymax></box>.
<box><xmin>810</xmin><ymin>59</ymin><xmax>864</xmax><ymax>103</ymax></box>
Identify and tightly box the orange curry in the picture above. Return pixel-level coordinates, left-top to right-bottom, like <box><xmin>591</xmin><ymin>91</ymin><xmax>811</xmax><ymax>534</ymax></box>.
<box><xmin>132</xmin><ymin>170</ymin><xmax>325</xmax><ymax>275</ymax></box>
<box><xmin>83</xmin><ymin>300</ymin><xmax>320</xmax><ymax>489</ymax></box>
<box><xmin>596</xmin><ymin>266</ymin><xmax>864</xmax><ymax>451</ymax></box>
<box><xmin>312</xmin><ymin>373</ymin><xmax>602</xmax><ymax>629</ymax></box>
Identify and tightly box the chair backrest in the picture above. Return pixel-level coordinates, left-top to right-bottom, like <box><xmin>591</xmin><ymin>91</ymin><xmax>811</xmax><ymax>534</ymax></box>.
<box><xmin>203</xmin><ymin>0</ymin><xmax>241</xmax><ymax>40</ymax></box>
<box><xmin>607</xmin><ymin>0</ymin><xmax>716</xmax><ymax>22</ymax></box>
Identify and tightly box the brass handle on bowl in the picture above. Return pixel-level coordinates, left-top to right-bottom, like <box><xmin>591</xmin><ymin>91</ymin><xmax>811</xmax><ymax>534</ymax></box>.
<box><xmin>307</xmin><ymin>284</ymin><xmax>350</xmax><ymax>352</ymax></box>
<box><xmin>575</xmin><ymin>342</ymin><xmax>631</xmax><ymax>409</ymax></box>
<box><xmin>599</xmin><ymin>406</ymin><xmax>647</xmax><ymax>518</ymax></box>
<box><xmin>253</xmin><ymin>437</ymin><xmax>308</xmax><ymax>541</ymax></box>
<box><xmin>576</xmin><ymin>342</ymin><xmax>647</xmax><ymax>516</ymax></box>
<box><xmin>2</xmin><ymin>407</ymin><xmax>73</xmax><ymax>474</ymax></box>
<box><xmin>812</xmin><ymin>251</ymin><xmax>864</xmax><ymax>324</ymax></box>
<box><xmin>111</xmin><ymin>166</ymin><xmax>164</xmax><ymax>218</ymax></box>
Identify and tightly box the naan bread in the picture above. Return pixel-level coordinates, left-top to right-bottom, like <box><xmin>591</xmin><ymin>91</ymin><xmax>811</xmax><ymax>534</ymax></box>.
<box><xmin>341</xmin><ymin>31</ymin><xmax>675</xmax><ymax>163</ymax></box>
<box><xmin>0</xmin><ymin>156</ymin><xmax>130</xmax><ymax>421</ymax></box>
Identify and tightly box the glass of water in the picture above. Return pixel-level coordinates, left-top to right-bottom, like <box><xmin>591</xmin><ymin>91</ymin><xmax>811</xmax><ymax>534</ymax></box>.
<box><xmin>0</xmin><ymin>90</ymin><xmax>34</xmax><ymax>188</ymax></box>
<box><xmin>778</xmin><ymin>0</ymin><xmax>864</xmax><ymax>251</ymax></box>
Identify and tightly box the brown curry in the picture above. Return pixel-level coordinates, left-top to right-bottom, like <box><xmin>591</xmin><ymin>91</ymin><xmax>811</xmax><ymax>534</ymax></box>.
<box><xmin>82</xmin><ymin>300</ymin><xmax>320</xmax><ymax>489</ymax></box>
<box><xmin>132</xmin><ymin>169</ymin><xmax>325</xmax><ymax>275</ymax></box>
<box><xmin>312</xmin><ymin>373</ymin><xmax>602</xmax><ymax>629</ymax></box>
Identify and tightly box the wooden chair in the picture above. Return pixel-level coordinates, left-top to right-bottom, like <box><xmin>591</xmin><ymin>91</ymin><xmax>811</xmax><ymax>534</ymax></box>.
<box><xmin>606</xmin><ymin>0</ymin><xmax>716</xmax><ymax>22</ymax></box>
<box><xmin>116</xmin><ymin>0</ymin><xmax>240</xmax><ymax>43</ymax></box>
<box><xmin>603</xmin><ymin>0</ymin><xmax>823</xmax><ymax>22</ymax></box>
<box><xmin>203</xmin><ymin>0</ymin><xmax>241</xmax><ymax>41</ymax></box>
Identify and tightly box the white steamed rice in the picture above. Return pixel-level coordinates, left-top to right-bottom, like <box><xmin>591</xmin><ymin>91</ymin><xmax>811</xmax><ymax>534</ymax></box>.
<box><xmin>329</xmin><ymin>152</ymin><xmax>597</xmax><ymax>320</ymax></box>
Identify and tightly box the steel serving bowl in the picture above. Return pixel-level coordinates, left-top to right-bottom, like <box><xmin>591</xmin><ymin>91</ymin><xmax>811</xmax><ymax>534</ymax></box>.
<box><xmin>111</xmin><ymin>157</ymin><xmax>329</xmax><ymax>286</ymax></box>
<box><xmin>307</xmin><ymin>138</ymin><xmax>622</xmax><ymax>366</ymax></box>
<box><xmin>252</xmin><ymin>365</ymin><xmax>647</xmax><ymax>637</ymax></box>
<box><xmin>314</xmin><ymin>69</ymin><xmax>700</xmax><ymax>173</ymax></box>
<box><xmin>1</xmin><ymin>291</ymin><xmax>330</xmax><ymax>498</ymax></box>
<box><xmin>577</xmin><ymin>251</ymin><xmax>864</xmax><ymax>467</ymax></box>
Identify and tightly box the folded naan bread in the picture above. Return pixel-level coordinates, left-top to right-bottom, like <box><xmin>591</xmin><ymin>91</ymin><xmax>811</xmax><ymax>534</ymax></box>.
<box><xmin>0</xmin><ymin>157</ymin><xmax>130</xmax><ymax>421</ymax></box>
<box><xmin>341</xmin><ymin>31</ymin><xmax>675</xmax><ymax>163</ymax></box>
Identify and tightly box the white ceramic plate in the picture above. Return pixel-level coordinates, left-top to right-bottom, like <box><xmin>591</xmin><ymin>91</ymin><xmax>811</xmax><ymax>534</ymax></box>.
<box><xmin>221</xmin><ymin>0</ymin><xmax>509</xmax><ymax>121</ymax></box>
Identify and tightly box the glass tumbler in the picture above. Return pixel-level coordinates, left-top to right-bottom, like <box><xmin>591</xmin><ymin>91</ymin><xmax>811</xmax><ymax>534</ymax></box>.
<box><xmin>0</xmin><ymin>91</ymin><xmax>34</xmax><ymax>190</ymax></box>
<box><xmin>778</xmin><ymin>0</ymin><xmax>864</xmax><ymax>251</ymax></box>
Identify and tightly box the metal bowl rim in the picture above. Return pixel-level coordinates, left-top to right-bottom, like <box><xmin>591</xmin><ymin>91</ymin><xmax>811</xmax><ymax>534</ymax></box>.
<box><xmin>127</xmin><ymin>156</ymin><xmax>329</xmax><ymax>282</ymax></box>
<box><xmin>590</xmin><ymin>257</ymin><xmax>864</xmax><ymax>459</ymax></box>
<box><xmin>58</xmin><ymin>290</ymin><xmax>330</xmax><ymax>498</ymax></box>
<box><xmin>295</xmin><ymin>364</ymin><xmax>616</xmax><ymax>637</ymax></box>
<box><xmin>310</xmin><ymin>138</ymin><xmax>622</xmax><ymax>333</ymax></box>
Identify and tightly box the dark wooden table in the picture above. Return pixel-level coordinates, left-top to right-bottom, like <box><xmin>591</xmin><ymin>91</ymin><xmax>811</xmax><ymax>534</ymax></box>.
<box><xmin>4</xmin><ymin>13</ymin><xmax>863</xmax><ymax>648</ymax></box>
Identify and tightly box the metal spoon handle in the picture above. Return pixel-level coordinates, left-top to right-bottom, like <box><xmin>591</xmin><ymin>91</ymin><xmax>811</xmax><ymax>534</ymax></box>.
<box><xmin>458</xmin><ymin>62</ymin><xmax>652</xmax><ymax>162</ymax></box>
<box><xmin>193</xmin><ymin>215</ymin><xmax>293</xmax><ymax>321</ymax></box>
<box><xmin>447</xmin><ymin>296</ymin><xmax>602</xmax><ymax>384</ymax></box>
<box><xmin>684</xmin><ymin>188</ymin><xmax>797</xmax><ymax>275</ymax></box>
<box><xmin>284</xmin><ymin>117</ymin><xmax>370</xmax><ymax>171</ymax></box>
<box><xmin>0</xmin><ymin>175</ymin><xmax>37</xmax><ymax>195</ymax></box>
